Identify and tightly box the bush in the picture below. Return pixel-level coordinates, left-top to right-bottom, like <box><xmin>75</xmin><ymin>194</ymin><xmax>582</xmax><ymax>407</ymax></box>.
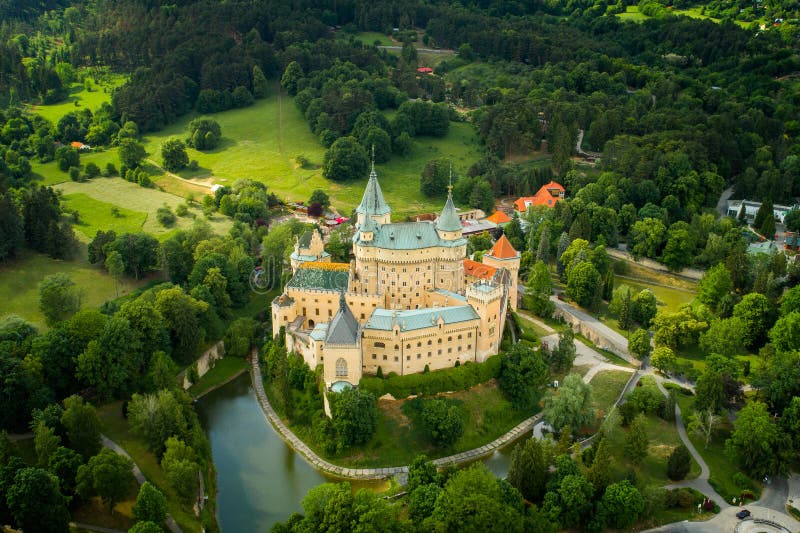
<box><xmin>85</xmin><ymin>162</ymin><xmax>100</xmax><ymax>178</ymax></box>
<box><xmin>417</xmin><ymin>398</ymin><xmax>464</xmax><ymax>446</ymax></box>
<box><xmin>69</xmin><ymin>166</ymin><xmax>81</xmax><ymax>181</ymax></box>
<box><xmin>359</xmin><ymin>355</ymin><xmax>502</xmax><ymax>398</ymax></box>
<box><xmin>156</xmin><ymin>205</ymin><xmax>176</xmax><ymax>227</ymax></box>
<box><xmin>175</xmin><ymin>204</ymin><xmax>189</xmax><ymax>217</ymax></box>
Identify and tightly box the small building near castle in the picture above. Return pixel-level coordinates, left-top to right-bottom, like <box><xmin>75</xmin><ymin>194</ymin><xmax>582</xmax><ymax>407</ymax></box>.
<box><xmin>272</xmin><ymin>164</ymin><xmax>519</xmax><ymax>412</ymax></box>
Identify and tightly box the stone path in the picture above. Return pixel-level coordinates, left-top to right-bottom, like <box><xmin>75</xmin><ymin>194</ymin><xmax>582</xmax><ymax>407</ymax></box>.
<box><xmin>516</xmin><ymin>311</ymin><xmax>556</xmax><ymax>334</ymax></box>
<box><xmin>101</xmin><ymin>435</ymin><xmax>182</xmax><ymax>533</ymax></box>
<box><xmin>250</xmin><ymin>353</ymin><xmax>541</xmax><ymax>480</ymax></box>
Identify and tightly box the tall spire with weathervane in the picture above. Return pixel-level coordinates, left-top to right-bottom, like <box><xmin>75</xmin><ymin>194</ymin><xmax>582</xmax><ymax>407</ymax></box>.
<box><xmin>355</xmin><ymin>144</ymin><xmax>391</xmax><ymax>226</ymax></box>
<box><xmin>436</xmin><ymin>163</ymin><xmax>462</xmax><ymax>237</ymax></box>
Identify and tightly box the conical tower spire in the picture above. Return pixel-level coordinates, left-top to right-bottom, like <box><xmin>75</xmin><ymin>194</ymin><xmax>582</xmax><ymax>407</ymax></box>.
<box><xmin>437</xmin><ymin>163</ymin><xmax>462</xmax><ymax>232</ymax></box>
<box><xmin>356</xmin><ymin>148</ymin><xmax>390</xmax><ymax>221</ymax></box>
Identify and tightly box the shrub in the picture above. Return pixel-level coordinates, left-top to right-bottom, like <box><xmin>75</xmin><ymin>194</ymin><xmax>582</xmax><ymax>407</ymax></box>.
<box><xmin>175</xmin><ymin>204</ymin><xmax>189</xmax><ymax>217</ymax></box>
<box><xmin>359</xmin><ymin>356</ymin><xmax>502</xmax><ymax>398</ymax></box>
<box><xmin>156</xmin><ymin>205</ymin><xmax>176</xmax><ymax>227</ymax></box>
<box><xmin>84</xmin><ymin>162</ymin><xmax>100</xmax><ymax>178</ymax></box>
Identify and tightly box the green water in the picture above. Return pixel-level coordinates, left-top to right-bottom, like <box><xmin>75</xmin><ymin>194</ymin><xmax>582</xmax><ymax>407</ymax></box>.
<box><xmin>197</xmin><ymin>373</ymin><xmax>519</xmax><ymax>531</ymax></box>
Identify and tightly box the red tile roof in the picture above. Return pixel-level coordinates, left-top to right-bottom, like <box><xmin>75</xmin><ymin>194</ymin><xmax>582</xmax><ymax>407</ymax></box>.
<box><xmin>514</xmin><ymin>181</ymin><xmax>565</xmax><ymax>211</ymax></box>
<box><xmin>463</xmin><ymin>259</ymin><xmax>497</xmax><ymax>280</ymax></box>
<box><xmin>487</xmin><ymin>235</ymin><xmax>518</xmax><ymax>259</ymax></box>
<box><xmin>486</xmin><ymin>211</ymin><xmax>511</xmax><ymax>224</ymax></box>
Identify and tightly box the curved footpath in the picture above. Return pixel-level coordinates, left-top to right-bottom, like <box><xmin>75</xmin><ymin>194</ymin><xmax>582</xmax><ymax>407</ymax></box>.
<box><xmin>101</xmin><ymin>435</ymin><xmax>182</xmax><ymax>533</ymax></box>
<box><xmin>249</xmin><ymin>353</ymin><xmax>542</xmax><ymax>480</ymax></box>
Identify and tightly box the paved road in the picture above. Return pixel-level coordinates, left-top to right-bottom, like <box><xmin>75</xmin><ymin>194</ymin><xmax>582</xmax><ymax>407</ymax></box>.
<box><xmin>758</xmin><ymin>477</ymin><xmax>790</xmax><ymax>513</ymax></box>
<box><xmin>644</xmin><ymin>505</ymin><xmax>800</xmax><ymax>533</ymax></box>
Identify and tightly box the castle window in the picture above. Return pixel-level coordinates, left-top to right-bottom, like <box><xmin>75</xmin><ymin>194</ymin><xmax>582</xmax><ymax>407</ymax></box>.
<box><xmin>372</xmin><ymin>354</ymin><xmax>376</xmax><ymax>360</ymax></box>
<box><xmin>448</xmin><ymin>336</ymin><xmax>452</xmax><ymax>342</ymax></box>
<box><xmin>467</xmin><ymin>344</ymin><xmax>471</xmax><ymax>349</ymax></box>
<box><xmin>468</xmin><ymin>332</ymin><xmax>472</xmax><ymax>338</ymax></box>
<box><xmin>394</xmin><ymin>356</ymin><xmax>399</xmax><ymax>362</ymax></box>
<box><xmin>394</xmin><ymin>344</ymin><xmax>399</xmax><ymax>350</ymax></box>
<box><xmin>458</xmin><ymin>346</ymin><xmax>462</xmax><ymax>352</ymax></box>
<box><xmin>428</xmin><ymin>352</ymin><xmax>431</xmax><ymax>357</ymax></box>
<box><xmin>417</xmin><ymin>354</ymin><xmax>421</xmax><ymax>359</ymax></box>
<box><xmin>336</xmin><ymin>358</ymin><xmax>347</xmax><ymax>377</ymax></box>
<box><xmin>406</xmin><ymin>344</ymin><xmax>411</xmax><ymax>349</ymax></box>
<box><xmin>448</xmin><ymin>348</ymin><xmax>452</xmax><ymax>353</ymax></box>
<box><xmin>361</xmin><ymin>313</ymin><xmax>365</xmax><ymax>319</ymax></box>
<box><xmin>458</xmin><ymin>334</ymin><xmax>462</xmax><ymax>340</ymax></box>
<box><xmin>375</xmin><ymin>342</ymin><xmax>385</xmax><ymax>348</ymax></box>
<box><xmin>328</xmin><ymin>310</ymin><xmax>332</xmax><ymax>317</ymax></box>
<box><xmin>383</xmin><ymin>355</ymin><xmax>387</xmax><ymax>360</ymax></box>
<box><xmin>428</xmin><ymin>340</ymin><xmax>432</xmax><ymax>345</ymax></box>
<box><xmin>403</xmin><ymin>268</ymin><xmax>406</xmax><ymax>273</ymax></box>
<box><xmin>438</xmin><ymin>349</ymin><xmax>442</xmax><ymax>355</ymax></box>
<box><xmin>417</xmin><ymin>342</ymin><xmax>422</xmax><ymax>347</ymax></box>
<box><xmin>438</xmin><ymin>339</ymin><xmax>442</xmax><ymax>344</ymax></box>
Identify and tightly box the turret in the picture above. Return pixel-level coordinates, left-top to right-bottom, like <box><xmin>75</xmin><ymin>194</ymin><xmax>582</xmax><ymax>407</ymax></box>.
<box><xmin>436</xmin><ymin>179</ymin><xmax>462</xmax><ymax>241</ymax></box>
<box><xmin>482</xmin><ymin>235</ymin><xmax>521</xmax><ymax>310</ymax></box>
<box><xmin>355</xmin><ymin>158</ymin><xmax>391</xmax><ymax>227</ymax></box>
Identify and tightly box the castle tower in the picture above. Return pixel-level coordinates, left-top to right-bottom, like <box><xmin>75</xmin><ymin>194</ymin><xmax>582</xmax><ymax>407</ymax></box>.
<box><xmin>436</xmin><ymin>177</ymin><xmax>463</xmax><ymax>242</ymax></box>
<box><xmin>435</xmin><ymin>182</ymin><xmax>466</xmax><ymax>294</ymax></box>
<box><xmin>355</xmin><ymin>160</ymin><xmax>391</xmax><ymax>227</ymax></box>
<box><xmin>482</xmin><ymin>235</ymin><xmax>521</xmax><ymax>310</ymax></box>
<box><xmin>322</xmin><ymin>292</ymin><xmax>362</xmax><ymax>416</ymax></box>
<box><xmin>466</xmin><ymin>282</ymin><xmax>505</xmax><ymax>360</ymax></box>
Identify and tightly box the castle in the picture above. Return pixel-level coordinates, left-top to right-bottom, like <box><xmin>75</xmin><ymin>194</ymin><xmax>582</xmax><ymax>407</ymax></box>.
<box><xmin>271</xmin><ymin>164</ymin><xmax>519</xmax><ymax>408</ymax></box>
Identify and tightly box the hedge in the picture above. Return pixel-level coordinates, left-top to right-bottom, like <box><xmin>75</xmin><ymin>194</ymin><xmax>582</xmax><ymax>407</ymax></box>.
<box><xmin>360</xmin><ymin>355</ymin><xmax>502</xmax><ymax>398</ymax></box>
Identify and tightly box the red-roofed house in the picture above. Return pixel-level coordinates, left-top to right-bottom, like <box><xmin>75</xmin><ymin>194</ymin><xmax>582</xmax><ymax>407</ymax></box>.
<box><xmin>514</xmin><ymin>181</ymin><xmax>565</xmax><ymax>212</ymax></box>
<box><xmin>485</xmin><ymin>211</ymin><xmax>511</xmax><ymax>226</ymax></box>
<box><xmin>417</xmin><ymin>67</ymin><xmax>434</xmax><ymax>74</ymax></box>
<box><xmin>70</xmin><ymin>141</ymin><xmax>90</xmax><ymax>150</ymax></box>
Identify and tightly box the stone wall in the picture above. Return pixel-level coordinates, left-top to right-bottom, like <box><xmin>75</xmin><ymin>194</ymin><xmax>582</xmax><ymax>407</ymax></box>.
<box><xmin>553</xmin><ymin>307</ymin><xmax>635</xmax><ymax>364</ymax></box>
<box><xmin>182</xmin><ymin>340</ymin><xmax>225</xmax><ymax>389</ymax></box>
<box><xmin>607</xmin><ymin>248</ymin><xmax>703</xmax><ymax>281</ymax></box>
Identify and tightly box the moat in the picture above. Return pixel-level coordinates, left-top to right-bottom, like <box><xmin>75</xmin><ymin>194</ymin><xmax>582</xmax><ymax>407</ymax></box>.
<box><xmin>197</xmin><ymin>373</ymin><xmax>518</xmax><ymax>531</ymax></box>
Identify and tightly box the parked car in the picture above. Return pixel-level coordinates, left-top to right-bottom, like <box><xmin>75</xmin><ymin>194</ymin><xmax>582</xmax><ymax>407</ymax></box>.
<box><xmin>736</xmin><ymin>509</ymin><xmax>751</xmax><ymax>519</ymax></box>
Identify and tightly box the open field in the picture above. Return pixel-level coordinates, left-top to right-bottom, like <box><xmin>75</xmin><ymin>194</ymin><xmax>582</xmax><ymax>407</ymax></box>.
<box><xmin>97</xmin><ymin>402</ymin><xmax>202</xmax><ymax>533</ymax></box>
<box><xmin>616</xmin><ymin>5</ymin><xmax>753</xmax><ymax>27</ymax></box>
<box><xmin>29</xmin><ymin>89</ymin><xmax>483</xmax><ymax>219</ymax></box>
<box><xmin>141</xmin><ymin>93</ymin><xmax>481</xmax><ymax>218</ymax></box>
<box><xmin>55</xmin><ymin>177</ymin><xmax>233</xmax><ymax>239</ymax></box>
<box><xmin>27</xmin><ymin>73</ymin><xmax>126</xmax><ymax>124</ymax></box>
<box><xmin>0</xmin><ymin>247</ymin><xmax>151</xmax><ymax>328</ymax></box>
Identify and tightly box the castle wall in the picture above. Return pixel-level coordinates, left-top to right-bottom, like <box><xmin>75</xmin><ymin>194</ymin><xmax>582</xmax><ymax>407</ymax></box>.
<box><xmin>360</xmin><ymin>320</ymin><xmax>481</xmax><ymax>377</ymax></box>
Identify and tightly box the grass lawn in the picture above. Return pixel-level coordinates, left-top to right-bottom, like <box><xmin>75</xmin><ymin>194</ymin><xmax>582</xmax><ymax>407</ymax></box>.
<box><xmin>289</xmin><ymin>379</ymin><xmax>530</xmax><ymax>468</ymax></box>
<box><xmin>62</xmin><ymin>193</ymin><xmax>148</xmax><ymax>238</ymax></box>
<box><xmin>352</xmin><ymin>31</ymin><xmax>395</xmax><ymax>46</ymax></box>
<box><xmin>139</xmin><ymin>92</ymin><xmax>481</xmax><ymax>219</ymax></box>
<box><xmin>589</xmin><ymin>370</ymin><xmax>634</xmax><ymax>422</ymax></box>
<box><xmin>513</xmin><ymin>312</ymin><xmax>550</xmax><ymax>341</ymax></box>
<box><xmin>189</xmin><ymin>357</ymin><xmax>248</xmax><ymax>399</ymax></box>
<box><xmin>674</xmin><ymin>395</ymin><xmax>761</xmax><ymax>504</ymax></box>
<box><xmin>97</xmin><ymin>402</ymin><xmax>202</xmax><ymax>533</ymax></box>
<box><xmin>605</xmin><ymin>409</ymin><xmax>702</xmax><ymax>488</ymax></box>
<box><xmin>54</xmin><ymin>177</ymin><xmax>233</xmax><ymax>239</ymax></box>
<box><xmin>27</xmin><ymin>73</ymin><xmax>127</xmax><ymax>125</ymax></box>
<box><xmin>0</xmin><ymin>247</ymin><xmax>152</xmax><ymax>328</ymax></box>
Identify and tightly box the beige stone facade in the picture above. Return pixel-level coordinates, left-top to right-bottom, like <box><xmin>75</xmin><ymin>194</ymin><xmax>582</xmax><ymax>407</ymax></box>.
<box><xmin>272</xmin><ymin>166</ymin><xmax>519</xmax><ymax>396</ymax></box>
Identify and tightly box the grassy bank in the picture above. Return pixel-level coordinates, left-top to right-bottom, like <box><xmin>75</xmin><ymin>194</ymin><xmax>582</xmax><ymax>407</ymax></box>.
<box><xmin>589</xmin><ymin>370</ymin><xmax>634</xmax><ymax>422</ymax></box>
<box><xmin>189</xmin><ymin>357</ymin><xmax>248</xmax><ymax>399</ymax></box>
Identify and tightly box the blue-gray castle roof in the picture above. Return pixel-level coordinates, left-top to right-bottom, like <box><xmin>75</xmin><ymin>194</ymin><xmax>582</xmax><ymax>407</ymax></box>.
<box><xmin>365</xmin><ymin>305</ymin><xmax>479</xmax><ymax>332</ymax></box>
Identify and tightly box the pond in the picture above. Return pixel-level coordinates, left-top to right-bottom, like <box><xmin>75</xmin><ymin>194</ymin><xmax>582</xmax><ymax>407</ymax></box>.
<box><xmin>197</xmin><ymin>373</ymin><xmax>520</xmax><ymax>531</ymax></box>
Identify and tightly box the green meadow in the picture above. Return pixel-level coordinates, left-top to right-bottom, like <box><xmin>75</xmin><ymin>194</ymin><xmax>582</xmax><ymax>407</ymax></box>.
<box><xmin>31</xmin><ymin>91</ymin><xmax>482</xmax><ymax>220</ymax></box>
<box><xmin>55</xmin><ymin>178</ymin><xmax>233</xmax><ymax>239</ymax></box>
<box><xmin>0</xmin><ymin>247</ymin><xmax>150</xmax><ymax>328</ymax></box>
<box><xmin>27</xmin><ymin>74</ymin><xmax>126</xmax><ymax>124</ymax></box>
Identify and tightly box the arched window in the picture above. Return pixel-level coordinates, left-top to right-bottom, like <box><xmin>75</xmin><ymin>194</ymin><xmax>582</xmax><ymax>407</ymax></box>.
<box><xmin>335</xmin><ymin>358</ymin><xmax>348</xmax><ymax>377</ymax></box>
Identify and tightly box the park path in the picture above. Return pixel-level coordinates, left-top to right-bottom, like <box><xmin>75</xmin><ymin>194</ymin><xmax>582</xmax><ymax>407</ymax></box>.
<box><xmin>250</xmin><ymin>352</ymin><xmax>542</xmax><ymax>480</ymax></box>
<box><xmin>101</xmin><ymin>435</ymin><xmax>182</xmax><ymax>533</ymax></box>
<box><xmin>143</xmin><ymin>158</ymin><xmax>214</xmax><ymax>192</ymax></box>
<box><xmin>516</xmin><ymin>310</ymin><xmax>556</xmax><ymax>334</ymax></box>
